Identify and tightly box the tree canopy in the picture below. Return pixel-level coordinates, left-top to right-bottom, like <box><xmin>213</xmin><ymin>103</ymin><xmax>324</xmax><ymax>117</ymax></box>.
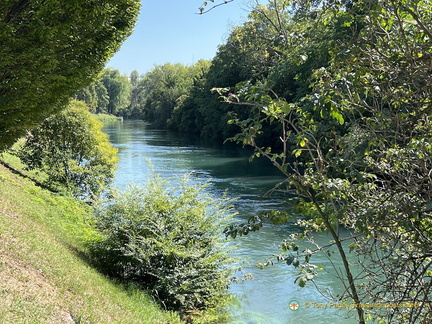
<box><xmin>215</xmin><ymin>1</ymin><xmax>432</xmax><ymax>323</ymax></box>
<box><xmin>0</xmin><ymin>0</ymin><xmax>140</xmax><ymax>151</ymax></box>
<box><xmin>17</xmin><ymin>100</ymin><xmax>118</xmax><ymax>200</ymax></box>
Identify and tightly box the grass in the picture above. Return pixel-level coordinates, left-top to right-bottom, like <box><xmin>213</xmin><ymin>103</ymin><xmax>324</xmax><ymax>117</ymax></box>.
<box><xmin>93</xmin><ymin>113</ymin><xmax>121</xmax><ymax>123</ymax></box>
<box><xmin>0</xmin><ymin>158</ymin><xmax>183</xmax><ymax>324</ymax></box>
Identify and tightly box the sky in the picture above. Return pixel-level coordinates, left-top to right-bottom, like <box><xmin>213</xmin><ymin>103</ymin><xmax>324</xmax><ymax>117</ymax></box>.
<box><xmin>106</xmin><ymin>0</ymin><xmax>259</xmax><ymax>75</ymax></box>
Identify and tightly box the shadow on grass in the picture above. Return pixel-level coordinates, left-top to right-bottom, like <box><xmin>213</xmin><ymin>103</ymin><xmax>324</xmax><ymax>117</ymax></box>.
<box><xmin>0</xmin><ymin>158</ymin><xmax>58</xmax><ymax>193</ymax></box>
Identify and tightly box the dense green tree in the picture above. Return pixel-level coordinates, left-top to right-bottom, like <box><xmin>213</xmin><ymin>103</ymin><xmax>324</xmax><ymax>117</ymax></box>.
<box><xmin>75</xmin><ymin>80</ymin><xmax>110</xmax><ymax>113</ymax></box>
<box><xmin>129</xmin><ymin>70</ymin><xmax>140</xmax><ymax>88</ymax></box>
<box><xmin>75</xmin><ymin>85</ymin><xmax>99</xmax><ymax>113</ymax></box>
<box><xmin>0</xmin><ymin>0</ymin><xmax>140</xmax><ymax>151</ymax></box>
<box><xmin>101</xmin><ymin>68</ymin><xmax>131</xmax><ymax>116</ymax></box>
<box><xmin>173</xmin><ymin>17</ymin><xmax>278</xmax><ymax>141</ymax></box>
<box><xmin>140</xmin><ymin>63</ymin><xmax>195</xmax><ymax>128</ymax></box>
<box><xmin>93</xmin><ymin>81</ymin><xmax>110</xmax><ymax>114</ymax></box>
<box><xmin>17</xmin><ymin>100</ymin><xmax>118</xmax><ymax>200</ymax></box>
<box><xmin>196</xmin><ymin>31</ymin><xmax>253</xmax><ymax>140</ymax></box>
<box><xmin>75</xmin><ymin>68</ymin><xmax>132</xmax><ymax>116</ymax></box>
<box><xmin>127</xmin><ymin>70</ymin><xmax>145</xmax><ymax>118</ymax></box>
<box><xmin>169</xmin><ymin>60</ymin><xmax>212</xmax><ymax>133</ymax></box>
<box><xmin>201</xmin><ymin>2</ymin><xmax>299</xmax><ymax>142</ymax></box>
<box><xmin>219</xmin><ymin>0</ymin><xmax>432</xmax><ymax>323</ymax></box>
<box><xmin>174</xmin><ymin>1</ymin><xmax>308</xmax><ymax>142</ymax></box>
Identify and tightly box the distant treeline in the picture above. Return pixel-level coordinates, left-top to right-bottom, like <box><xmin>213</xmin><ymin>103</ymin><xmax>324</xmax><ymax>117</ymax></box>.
<box><xmin>76</xmin><ymin>59</ymin><xmax>246</xmax><ymax>143</ymax></box>
<box><xmin>76</xmin><ymin>2</ymin><xmax>332</xmax><ymax>144</ymax></box>
<box><xmin>73</xmin><ymin>0</ymin><xmax>398</xmax><ymax>148</ymax></box>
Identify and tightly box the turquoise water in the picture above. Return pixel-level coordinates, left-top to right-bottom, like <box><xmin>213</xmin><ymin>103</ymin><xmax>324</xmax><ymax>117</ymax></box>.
<box><xmin>103</xmin><ymin>120</ymin><xmax>359</xmax><ymax>324</ymax></box>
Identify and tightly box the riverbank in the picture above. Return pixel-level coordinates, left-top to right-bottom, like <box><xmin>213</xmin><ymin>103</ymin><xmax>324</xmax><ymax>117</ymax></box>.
<box><xmin>0</xmin><ymin>156</ymin><xmax>183</xmax><ymax>324</ymax></box>
<box><xmin>93</xmin><ymin>113</ymin><xmax>121</xmax><ymax>123</ymax></box>
<box><xmin>103</xmin><ymin>120</ymin><xmax>362</xmax><ymax>324</ymax></box>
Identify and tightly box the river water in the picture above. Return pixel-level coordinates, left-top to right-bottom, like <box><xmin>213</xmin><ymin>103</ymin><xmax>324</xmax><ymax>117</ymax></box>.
<box><xmin>103</xmin><ymin>120</ymin><xmax>358</xmax><ymax>324</ymax></box>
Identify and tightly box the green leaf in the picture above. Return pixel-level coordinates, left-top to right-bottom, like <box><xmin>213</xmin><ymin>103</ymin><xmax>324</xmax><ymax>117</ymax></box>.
<box><xmin>286</xmin><ymin>255</ymin><xmax>295</xmax><ymax>265</ymax></box>
<box><xmin>295</xmin><ymin>276</ymin><xmax>307</xmax><ymax>287</ymax></box>
<box><xmin>282</xmin><ymin>102</ymin><xmax>292</xmax><ymax>115</ymax></box>
<box><xmin>293</xmin><ymin>149</ymin><xmax>302</xmax><ymax>157</ymax></box>
<box><xmin>330</xmin><ymin>110</ymin><xmax>344</xmax><ymax>125</ymax></box>
<box><xmin>299</xmin><ymin>138</ymin><xmax>307</xmax><ymax>147</ymax></box>
<box><xmin>292</xmin><ymin>257</ymin><xmax>300</xmax><ymax>267</ymax></box>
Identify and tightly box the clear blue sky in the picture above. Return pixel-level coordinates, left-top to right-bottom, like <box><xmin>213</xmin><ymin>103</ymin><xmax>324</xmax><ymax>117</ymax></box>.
<box><xmin>107</xmin><ymin>0</ymin><xmax>258</xmax><ymax>75</ymax></box>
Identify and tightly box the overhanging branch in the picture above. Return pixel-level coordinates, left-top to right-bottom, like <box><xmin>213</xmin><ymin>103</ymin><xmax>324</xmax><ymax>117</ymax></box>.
<box><xmin>197</xmin><ymin>0</ymin><xmax>235</xmax><ymax>15</ymax></box>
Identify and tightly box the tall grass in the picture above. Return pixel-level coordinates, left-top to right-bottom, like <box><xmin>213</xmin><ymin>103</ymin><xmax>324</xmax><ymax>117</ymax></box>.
<box><xmin>93</xmin><ymin>113</ymin><xmax>120</xmax><ymax>123</ymax></box>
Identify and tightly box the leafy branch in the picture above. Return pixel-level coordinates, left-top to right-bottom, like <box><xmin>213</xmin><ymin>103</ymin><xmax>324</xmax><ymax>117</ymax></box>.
<box><xmin>198</xmin><ymin>0</ymin><xmax>235</xmax><ymax>14</ymax></box>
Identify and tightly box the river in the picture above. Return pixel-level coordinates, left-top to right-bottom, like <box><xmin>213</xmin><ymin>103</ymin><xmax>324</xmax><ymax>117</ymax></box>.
<box><xmin>103</xmin><ymin>120</ymin><xmax>358</xmax><ymax>324</ymax></box>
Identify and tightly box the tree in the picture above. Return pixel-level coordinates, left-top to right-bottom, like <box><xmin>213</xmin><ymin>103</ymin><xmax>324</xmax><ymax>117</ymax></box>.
<box><xmin>176</xmin><ymin>1</ymin><xmax>317</xmax><ymax>142</ymax></box>
<box><xmin>93</xmin><ymin>81</ymin><xmax>110</xmax><ymax>114</ymax></box>
<box><xmin>169</xmin><ymin>60</ymin><xmax>212</xmax><ymax>133</ymax></box>
<box><xmin>140</xmin><ymin>63</ymin><xmax>195</xmax><ymax>128</ymax></box>
<box><xmin>0</xmin><ymin>0</ymin><xmax>140</xmax><ymax>151</ymax></box>
<box><xmin>128</xmin><ymin>70</ymin><xmax>145</xmax><ymax>118</ymax></box>
<box><xmin>217</xmin><ymin>0</ymin><xmax>432</xmax><ymax>323</ymax></box>
<box><xmin>75</xmin><ymin>85</ymin><xmax>99</xmax><ymax>113</ymax></box>
<box><xmin>101</xmin><ymin>68</ymin><xmax>131</xmax><ymax>116</ymax></box>
<box><xmin>17</xmin><ymin>100</ymin><xmax>118</xmax><ymax>200</ymax></box>
<box><xmin>177</xmin><ymin>17</ymin><xmax>278</xmax><ymax>141</ymax></box>
<box><xmin>75</xmin><ymin>80</ymin><xmax>110</xmax><ymax>113</ymax></box>
<box><xmin>74</xmin><ymin>80</ymin><xmax>109</xmax><ymax>113</ymax></box>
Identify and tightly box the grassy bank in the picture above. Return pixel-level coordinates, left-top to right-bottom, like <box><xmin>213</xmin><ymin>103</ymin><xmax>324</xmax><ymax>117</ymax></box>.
<box><xmin>93</xmin><ymin>113</ymin><xmax>121</xmax><ymax>123</ymax></box>
<box><xmin>0</xmin><ymin>159</ymin><xmax>183</xmax><ymax>324</ymax></box>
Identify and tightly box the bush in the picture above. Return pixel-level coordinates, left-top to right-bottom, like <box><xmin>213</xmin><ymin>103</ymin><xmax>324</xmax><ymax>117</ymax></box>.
<box><xmin>92</xmin><ymin>174</ymin><xmax>236</xmax><ymax>314</ymax></box>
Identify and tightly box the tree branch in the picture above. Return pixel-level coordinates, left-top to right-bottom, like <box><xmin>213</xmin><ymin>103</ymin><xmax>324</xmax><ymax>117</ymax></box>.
<box><xmin>3</xmin><ymin>0</ymin><xmax>30</xmax><ymax>23</ymax></box>
<box><xmin>197</xmin><ymin>0</ymin><xmax>235</xmax><ymax>15</ymax></box>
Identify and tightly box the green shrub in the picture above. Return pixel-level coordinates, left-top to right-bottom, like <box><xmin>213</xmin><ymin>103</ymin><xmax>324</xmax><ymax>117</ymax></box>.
<box><xmin>92</xmin><ymin>174</ymin><xmax>236</xmax><ymax>314</ymax></box>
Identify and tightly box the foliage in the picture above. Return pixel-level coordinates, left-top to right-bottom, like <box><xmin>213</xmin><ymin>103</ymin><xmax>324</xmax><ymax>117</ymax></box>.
<box><xmin>0</xmin><ymin>161</ymin><xmax>182</xmax><ymax>324</ymax></box>
<box><xmin>75</xmin><ymin>68</ymin><xmax>132</xmax><ymax>117</ymax></box>
<box><xmin>214</xmin><ymin>1</ymin><xmax>432</xmax><ymax>323</ymax></box>
<box><xmin>78</xmin><ymin>62</ymin><xmax>213</xmax><ymax>124</ymax></box>
<box><xmin>17</xmin><ymin>100</ymin><xmax>118</xmax><ymax>200</ymax></box>
<box><xmin>128</xmin><ymin>69</ymin><xmax>145</xmax><ymax>118</ymax></box>
<box><xmin>139</xmin><ymin>63</ymin><xmax>197</xmax><ymax>128</ymax></box>
<box><xmin>168</xmin><ymin>60</ymin><xmax>212</xmax><ymax>132</ymax></box>
<box><xmin>199</xmin><ymin>0</ymin><xmax>235</xmax><ymax>14</ymax></box>
<box><xmin>75</xmin><ymin>80</ymin><xmax>110</xmax><ymax>113</ymax></box>
<box><xmin>93</xmin><ymin>113</ymin><xmax>119</xmax><ymax>123</ymax></box>
<box><xmin>101</xmin><ymin>68</ymin><xmax>132</xmax><ymax>115</ymax></box>
<box><xmin>168</xmin><ymin>10</ymin><xmax>288</xmax><ymax>141</ymax></box>
<box><xmin>0</xmin><ymin>0</ymin><xmax>140</xmax><ymax>151</ymax></box>
<box><xmin>92</xmin><ymin>174</ymin><xmax>236</xmax><ymax>316</ymax></box>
